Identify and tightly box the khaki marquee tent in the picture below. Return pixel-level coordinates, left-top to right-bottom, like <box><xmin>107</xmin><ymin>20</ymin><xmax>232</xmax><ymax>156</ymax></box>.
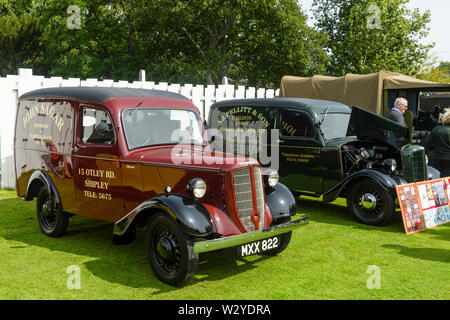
<box><xmin>279</xmin><ymin>70</ymin><xmax>450</xmax><ymax>115</ymax></box>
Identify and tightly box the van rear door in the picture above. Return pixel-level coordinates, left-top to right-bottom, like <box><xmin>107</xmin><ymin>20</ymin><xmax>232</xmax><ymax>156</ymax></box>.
<box><xmin>15</xmin><ymin>99</ymin><xmax>76</xmax><ymax>211</ymax></box>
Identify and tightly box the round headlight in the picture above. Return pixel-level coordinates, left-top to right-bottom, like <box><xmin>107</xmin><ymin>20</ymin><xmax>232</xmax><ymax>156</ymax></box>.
<box><xmin>383</xmin><ymin>158</ymin><xmax>397</xmax><ymax>172</ymax></box>
<box><xmin>267</xmin><ymin>172</ymin><xmax>279</xmax><ymax>187</ymax></box>
<box><xmin>187</xmin><ymin>178</ymin><xmax>207</xmax><ymax>198</ymax></box>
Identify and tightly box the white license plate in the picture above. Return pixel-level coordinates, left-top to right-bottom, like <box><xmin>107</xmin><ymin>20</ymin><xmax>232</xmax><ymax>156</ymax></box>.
<box><xmin>239</xmin><ymin>236</ymin><xmax>279</xmax><ymax>257</ymax></box>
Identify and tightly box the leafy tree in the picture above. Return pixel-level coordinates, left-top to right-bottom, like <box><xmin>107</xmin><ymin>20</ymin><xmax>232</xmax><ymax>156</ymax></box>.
<box><xmin>439</xmin><ymin>61</ymin><xmax>450</xmax><ymax>76</ymax></box>
<box><xmin>38</xmin><ymin>0</ymin><xmax>147</xmax><ymax>81</ymax></box>
<box><xmin>417</xmin><ymin>54</ymin><xmax>450</xmax><ymax>83</ymax></box>
<box><xmin>312</xmin><ymin>0</ymin><xmax>433</xmax><ymax>76</ymax></box>
<box><xmin>0</xmin><ymin>0</ymin><xmax>44</xmax><ymax>75</ymax></box>
<box><xmin>139</xmin><ymin>0</ymin><xmax>328</xmax><ymax>86</ymax></box>
<box><xmin>233</xmin><ymin>0</ymin><xmax>329</xmax><ymax>87</ymax></box>
<box><xmin>1</xmin><ymin>0</ymin><xmax>328</xmax><ymax>87</ymax></box>
<box><xmin>418</xmin><ymin>67</ymin><xmax>450</xmax><ymax>83</ymax></box>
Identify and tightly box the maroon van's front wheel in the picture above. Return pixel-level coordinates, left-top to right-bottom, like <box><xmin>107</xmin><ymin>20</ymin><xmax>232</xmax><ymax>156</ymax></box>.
<box><xmin>145</xmin><ymin>212</ymin><xmax>198</xmax><ymax>287</ymax></box>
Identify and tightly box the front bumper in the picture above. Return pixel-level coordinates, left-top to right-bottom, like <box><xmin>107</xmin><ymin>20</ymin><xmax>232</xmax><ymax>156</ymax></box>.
<box><xmin>193</xmin><ymin>216</ymin><xmax>309</xmax><ymax>254</ymax></box>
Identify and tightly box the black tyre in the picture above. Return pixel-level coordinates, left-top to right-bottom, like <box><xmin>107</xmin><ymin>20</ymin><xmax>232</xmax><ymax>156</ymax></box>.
<box><xmin>36</xmin><ymin>185</ymin><xmax>68</xmax><ymax>237</ymax></box>
<box><xmin>347</xmin><ymin>179</ymin><xmax>395</xmax><ymax>226</ymax></box>
<box><xmin>263</xmin><ymin>217</ymin><xmax>292</xmax><ymax>256</ymax></box>
<box><xmin>292</xmin><ymin>191</ymin><xmax>302</xmax><ymax>205</ymax></box>
<box><xmin>145</xmin><ymin>212</ymin><xmax>198</xmax><ymax>287</ymax></box>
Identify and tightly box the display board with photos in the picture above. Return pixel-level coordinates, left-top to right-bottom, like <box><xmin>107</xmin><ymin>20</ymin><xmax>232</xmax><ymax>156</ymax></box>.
<box><xmin>396</xmin><ymin>183</ymin><xmax>426</xmax><ymax>234</ymax></box>
<box><xmin>396</xmin><ymin>177</ymin><xmax>450</xmax><ymax>234</ymax></box>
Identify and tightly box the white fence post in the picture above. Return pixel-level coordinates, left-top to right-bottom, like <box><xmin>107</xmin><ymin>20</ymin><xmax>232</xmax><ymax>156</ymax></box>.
<box><xmin>0</xmin><ymin>68</ymin><xmax>277</xmax><ymax>189</ymax></box>
<box><xmin>0</xmin><ymin>76</ymin><xmax>17</xmax><ymax>189</ymax></box>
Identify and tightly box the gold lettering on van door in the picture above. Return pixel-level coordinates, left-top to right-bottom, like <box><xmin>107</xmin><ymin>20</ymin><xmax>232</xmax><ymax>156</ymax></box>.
<box><xmin>85</xmin><ymin>180</ymin><xmax>109</xmax><ymax>190</ymax></box>
<box><xmin>282</xmin><ymin>121</ymin><xmax>296</xmax><ymax>136</ymax></box>
<box><xmin>22</xmin><ymin>103</ymin><xmax>64</xmax><ymax>132</ymax></box>
<box><xmin>220</xmin><ymin>106</ymin><xmax>270</xmax><ymax>128</ymax></box>
<box><xmin>78</xmin><ymin>168</ymin><xmax>116</xmax><ymax>201</ymax></box>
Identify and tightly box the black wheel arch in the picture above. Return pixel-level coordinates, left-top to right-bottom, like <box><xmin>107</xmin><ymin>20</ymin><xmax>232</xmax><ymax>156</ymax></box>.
<box><xmin>114</xmin><ymin>194</ymin><xmax>217</xmax><ymax>239</ymax></box>
<box><xmin>264</xmin><ymin>182</ymin><xmax>297</xmax><ymax>223</ymax></box>
<box><xmin>26</xmin><ymin>170</ymin><xmax>62</xmax><ymax>206</ymax></box>
<box><xmin>323</xmin><ymin>169</ymin><xmax>406</xmax><ymax>203</ymax></box>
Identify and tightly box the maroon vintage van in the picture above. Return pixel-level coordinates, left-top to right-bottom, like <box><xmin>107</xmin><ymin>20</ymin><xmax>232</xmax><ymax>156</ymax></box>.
<box><xmin>14</xmin><ymin>87</ymin><xmax>308</xmax><ymax>286</ymax></box>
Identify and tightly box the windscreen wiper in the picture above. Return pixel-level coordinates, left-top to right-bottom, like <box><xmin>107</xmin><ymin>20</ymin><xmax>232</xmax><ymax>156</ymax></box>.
<box><xmin>317</xmin><ymin>107</ymin><xmax>329</xmax><ymax>138</ymax></box>
<box><xmin>126</xmin><ymin>100</ymin><xmax>144</xmax><ymax>119</ymax></box>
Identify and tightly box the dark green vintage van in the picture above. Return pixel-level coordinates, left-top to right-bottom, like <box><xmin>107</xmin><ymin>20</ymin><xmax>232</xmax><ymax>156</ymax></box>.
<box><xmin>208</xmin><ymin>98</ymin><xmax>440</xmax><ymax>226</ymax></box>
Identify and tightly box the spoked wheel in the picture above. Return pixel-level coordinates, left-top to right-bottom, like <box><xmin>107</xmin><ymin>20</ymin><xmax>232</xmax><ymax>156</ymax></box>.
<box><xmin>145</xmin><ymin>212</ymin><xmax>198</xmax><ymax>287</ymax></box>
<box><xmin>36</xmin><ymin>185</ymin><xmax>68</xmax><ymax>237</ymax></box>
<box><xmin>347</xmin><ymin>179</ymin><xmax>394</xmax><ymax>226</ymax></box>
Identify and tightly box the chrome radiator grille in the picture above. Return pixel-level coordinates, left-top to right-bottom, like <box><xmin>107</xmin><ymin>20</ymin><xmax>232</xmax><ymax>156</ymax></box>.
<box><xmin>410</xmin><ymin>151</ymin><xmax>427</xmax><ymax>181</ymax></box>
<box><xmin>232</xmin><ymin>166</ymin><xmax>265</xmax><ymax>231</ymax></box>
<box><xmin>402</xmin><ymin>147</ymin><xmax>427</xmax><ymax>182</ymax></box>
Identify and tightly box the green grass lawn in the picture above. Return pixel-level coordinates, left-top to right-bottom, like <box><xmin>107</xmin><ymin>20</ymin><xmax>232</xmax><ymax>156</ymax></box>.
<box><xmin>0</xmin><ymin>189</ymin><xmax>448</xmax><ymax>300</ymax></box>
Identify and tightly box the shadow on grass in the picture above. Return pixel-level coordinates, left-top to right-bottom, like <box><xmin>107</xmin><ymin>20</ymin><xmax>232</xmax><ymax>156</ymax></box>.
<box><xmin>1</xmin><ymin>197</ymin><xmax>271</xmax><ymax>294</ymax></box>
<box><xmin>423</xmin><ymin>225</ymin><xmax>450</xmax><ymax>242</ymax></box>
<box><xmin>382</xmin><ymin>244</ymin><xmax>450</xmax><ymax>263</ymax></box>
<box><xmin>295</xmin><ymin>197</ymin><xmax>406</xmax><ymax>234</ymax></box>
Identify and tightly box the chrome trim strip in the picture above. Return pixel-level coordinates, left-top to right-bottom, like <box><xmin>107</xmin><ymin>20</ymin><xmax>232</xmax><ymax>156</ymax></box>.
<box><xmin>193</xmin><ymin>216</ymin><xmax>309</xmax><ymax>254</ymax></box>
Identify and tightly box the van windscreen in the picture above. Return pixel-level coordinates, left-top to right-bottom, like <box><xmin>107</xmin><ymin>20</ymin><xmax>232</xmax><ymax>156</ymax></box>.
<box><xmin>319</xmin><ymin>112</ymin><xmax>351</xmax><ymax>141</ymax></box>
<box><xmin>122</xmin><ymin>108</ymin><xmax>205</xmax><ymax>150</ymax></box>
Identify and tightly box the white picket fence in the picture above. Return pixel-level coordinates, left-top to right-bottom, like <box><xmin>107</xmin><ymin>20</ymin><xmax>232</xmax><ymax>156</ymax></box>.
<box><xmin>0</xmin><ymin>68</ymin><xmax>279</xmax><ymax>189</ymax></box>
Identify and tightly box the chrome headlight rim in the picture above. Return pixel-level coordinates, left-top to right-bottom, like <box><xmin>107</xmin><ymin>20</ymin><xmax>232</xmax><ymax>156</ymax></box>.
<box><xmin>263</xmin><ymin>170</ymin><xmax>279</xmax><ymax>187</ymax></box>
<box><xmin>187</xmin><ymin>178</ymin><xmax>207</xmax><ymax>199</ymax></box>
<box><xmin>383</xmin><ymin>158</ymin><xmax>397</xmax><ymax>172</ymax></box>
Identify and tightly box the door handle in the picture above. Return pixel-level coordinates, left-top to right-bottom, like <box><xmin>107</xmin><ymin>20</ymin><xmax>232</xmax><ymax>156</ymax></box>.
<box><xmin>72</xmin><ymin>147</ymin><xmax>79</xmax><ymax>153</ymax></box>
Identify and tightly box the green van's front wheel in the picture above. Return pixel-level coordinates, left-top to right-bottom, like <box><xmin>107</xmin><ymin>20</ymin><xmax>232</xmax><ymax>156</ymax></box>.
<box><xmin>347</xmin><ymin>179</ymin><xmax>394</xmax><ymax>226</ymax></box>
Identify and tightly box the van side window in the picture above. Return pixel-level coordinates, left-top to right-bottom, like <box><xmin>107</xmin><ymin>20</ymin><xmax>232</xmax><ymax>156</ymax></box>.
<box><xmin>81</xmin><ymin>107</ymin><xmax>115</xmax><ymax>144</ymax></box>
<box><xmin>281</xmin><ymin>110</ymin><xmax>314</xmax><ymax>138</ymax></box>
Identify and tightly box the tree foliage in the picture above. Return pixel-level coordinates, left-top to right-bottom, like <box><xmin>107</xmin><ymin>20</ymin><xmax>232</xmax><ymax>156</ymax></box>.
<box><xmin>312</xmin><ymin>0</ymin><xmax>433</xmax><ymax>76</ymax></box>
<box><xmin>0</xmin><ymin>0</ymin><xmax>43</xmax><ymax>75</ymax></box>
<box><xmin>416</xmin><ymin>54</ymin><xmax>450</xmax><ymax>83</ymax></box>
<box><xmin>417</xmin><ymin>67</ymin><xmax>450</xmax><ymax>83</ymax></box>
<box><xmin>0</xmin><ymin>0</ymin><xmax>438</xmax><ymax>86</ymax></box>
<box><xmin>0</xmin><ymin>0</ymin><xmax>328</xmax><ymax>87</ymax></box>
<box><xmin>36</xmin><ymin>0</ymin><xmax>148</xmax><ymax>81</ymax></box>
<box><xmin>141</xmin><ymin>0</ymin><xmax>329</xmax><ymax>86</ymax></box>
<box><xmin>439</xmin><ymin>61</ymin><xmax>450</xmax><ymax>76</ymax></box>
<box><xmin>417</xmin><ymin>58</ymin><xmax>450</xmax><ymax>84</ymax></box>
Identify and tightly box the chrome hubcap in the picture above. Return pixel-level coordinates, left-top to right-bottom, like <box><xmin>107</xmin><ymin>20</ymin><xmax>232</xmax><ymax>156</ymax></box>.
<box><xmin>361</xmin><ymin>193</ymin><xmax>377</xmax><ymax>211</ymax></box>
<box><xmin>156</xmin><ymin>236</ymin><xmax>175</xmax><ymax>262</ymax></box>
<box><xmin>42</xmin><ymin>200</ymin><xmax>53</xmax><ymax>218</ymax></box>
<box><xmin>152</xmin><ymin>227</ymin><xmax>181</xmax><ymax>275</ymax></box>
